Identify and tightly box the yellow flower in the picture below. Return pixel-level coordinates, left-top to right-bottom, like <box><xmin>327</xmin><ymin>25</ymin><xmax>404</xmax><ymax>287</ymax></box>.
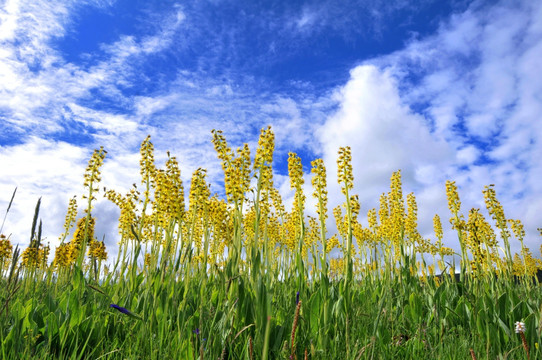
<box><xmin>255</xmin><ymin>126</ymin><xmax>274</xmax><ymax>164</ymax></box>
<box><xmin>212</xmin><ymin>129</ymin><xmax>252</xmax><ymax>204</ymax></box>
<box><xmin>337</xmin><ymin>146</ymin><xmax>353</xmax><ymax>195</ymax></box>
<box><xmin>311</xmin><ymin>158</ymin><xmax>328</xmax><ymax>220</ymax></box>
<box><xmin>445</xmin><ymin>180</ymin><xmax>461</xmax><ymax>216</ymax></box>
<box><xmin>0</xmin><ymin>234</ymin><xmax>13</xmax><ymax>269</ymax></box>
<box><xmin>139</xmin><ymin>135</ymin><xmax>156</xmax><ymax>184</ymax></box>
<box><xmin>433</xmin><ymin>214</ymin><xmax>443</xmax><ymax>243</ymax></box>
<box><xmin>58</xmin><ymin>196</ymin><xmax>78</xmax><ymax>244</ymax></box>
<box><xmin>88</xmin><ymin>240</ymin><xmax>108</xmax><ymax>261</ymax></box>
<box><xmin>72</xmin><ymin>217</ymin><xmax>96</xmax><ymax>248</ymax></box>
<box><xmin>326</xmin><ymin>235</ymin><xmax>340</xmax><ymax>253</ymax></box>
<box><xmin>288</xmin><ymin>152</ymin><xmax>306</xmax><ymax>231</ymax></box>
<box><xmin>21</xmin><ymin>241</ymin><xmax>49</xmax><ymax>269</ymax></box>
<box><xmin>405</xmin><ymin>192</ymin><xmax>419</xmax><ymax>242</ymax></box>
<box><xmin>52</xmin><ymin>243</ymin><xmax>72</xmax><ymax>269</ymax></box>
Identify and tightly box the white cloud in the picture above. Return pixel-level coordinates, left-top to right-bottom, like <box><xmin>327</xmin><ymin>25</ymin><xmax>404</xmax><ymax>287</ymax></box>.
<box><xmin>456</xmin><ymin>145</ymin><xmax>479</xmax><ymax>165</ymax></box>
<box><xmin>0</xmin><ymin>138</ymin><xmax>86</xmax><ymax>248</ymax></box>
<box><xmin>295</xmin><ymin>6</ymin><xmax>319</xmax><ymax>31</ymax></box>
<box><xmin>319</xmin><ymin>64</ymin><xmax>452</xmax><ymax>197</ymax></box>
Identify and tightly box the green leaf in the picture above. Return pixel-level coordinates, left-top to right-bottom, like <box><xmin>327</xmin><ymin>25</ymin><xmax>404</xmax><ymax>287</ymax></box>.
<box><xmin>496</xmin><ymin>317</ymin><xmax>511</xmax><ymax>341</ymax></box>
<box><xmin>72</xmin><ymin>266</ymin><xmax>85</xmax><ymax>290</ymax></box>
<box><xmin>46</xmin><ymin>312</ymin><xmax>60</xmax><ymax>338</ymax></box>
<box><xmin>309</xmin><ymin>291</ymin><xmax>322</xmax><ymax>337</ymax></box>
<box><xmin>476</xmin><ymin>314</ymin><xmax>485</xmax><ymax>337</ymax></box>
<box><xmin>409</xmin><ymin>292</ymin><xmax>422</xmax><ymax>324</ymax></box>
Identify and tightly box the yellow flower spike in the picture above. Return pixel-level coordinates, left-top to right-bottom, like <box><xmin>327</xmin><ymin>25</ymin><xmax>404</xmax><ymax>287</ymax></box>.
<box><xmin>367</xmin><ymin>208</ymin><xmax>377</xmax><ymax>232</ymax></box>
<box><xmin>377</xmin><ymin>193</ymin><xmax>390</xmax><ymax>238</ymax></box>
<box><xmin>518</xmin><ymin>247</ymin><xmax>539</xmax><ymax>277</ymax></box>
<box><xmin>254</xmin><ymin>126</ymin><xmax>275</xmax><ymax>171</ymax></box>
<box><xmin>288</xmin><ymin>152</ymin><xmax>304</xmax><ymax>189</ymax></box>
<box><xmin>445</xmin><ymin>180</ymin><xmax>461</xmax><ymax>217</ymax></box>
<box><xmin>333</xmin><ymin>205</ymin><xmax>346</xmax><ymax>240</ymax></box>
<box><xmin>349</xmin><ymin>195</ymin><xmax>361</xmax><ymax>217</ymax></box>
<box><xmin>72</xmin><ymin>217</ymin><xmax>96</xmax><ymax>249</ymax></box>
<box><xmin>483</xmin><ymin>185</ymin><xmax>506</xmax><ymax>226</ymax></box>
<box><xmin>211</xmin><ymin>129</ymin><xmax>234</xmax><ymax>165</ymax></box>
<box><xmin>58</xmin><ymin>196</ymin><xmax>78</xmax><ymax>245</ymax></box>
<box><xmin>76</xmin><ymin>146</ymin><xmax>107</xmax><ymax>268</ymax></box>
<box><xmin>140</xmin><ymin>136</ymin><xmax>156</xmax><ymax>182</ymax></box>
<box><xmin>144</xmin><ymin>253</ymin><xmax>152</xmax><ymax>268</ymax></box>
<box><xmin>212</xmin><ymin>129</ymin><xmax>252</xmax><ymax>206</ymax></box>
<box><xmin>405</xmin><ymin>192</ymin><xmax>419</xmax><ymax>244</ymax></box>
<box><xmin>433</xmin><ymin>214</ymin><xmax>443</xmax><ymax>241</ymax></box>
<box><xmin>21</xmin><ymin>241</ymin><xmax>49</xmax><ymax>269</ymax></box>
<box><xmin>508</xmin><ymin>219</ymin><xmax>526</xmax><ymax>243</ymax></box>
<box><xmin>388</xmin><ymin>170</ymin><xmax>405</xmax><ymax>242</ymax></box>
<box><xmin>287</xmin><ymin>153</ymin><xmax>306</xmax><ymax>247</ymax></box>
<box><xmin>326</xmin><ymin>235</ymin><xmax>340</xmax><ymax>254</ymax></box>
<box><xmin>311</xmin><ymin>159</ymin><xmax>328</xmax><ymax>219</ymax></box>
<box><xmin>238</xmin><ymin>144</ymin><xmax>252</xmax><ymax>190</ymax></box>
<box><xmin>337</xmin><ymin>146</ymin><xmax>353</xmax><ymax>195</ymax></box>
<box><xmin>105</xmin><ymin>187</ymin><xmax>140</xmax><ymax>244</ymax></box>
<box><xmin>88</xmin><ymin>239</ymin><xmax>108</xmax><ymax>261</ymax></box>
<box><xmin>0</xmin><ymin>234</ymin><xmax>13</xmax><ymax>269</ymax></box>
<box><xmin>52</xmin><ymin>243</ymin><xmax>72</xmax><ymax>269</ymax></box>
<box><xmin>84</xmin><ymin>147</ymin><xmax>106</xmax><ymax>189</ymax></box>
<box><xmin>187</xmin><ymin>168</ymin><xmax>211</xmax><ymax>260</ymax></box>
<box><xmin>482</xmin><ymin>185</ymin><xmax>513</xmax><ymax>274</ymax></box>
<box><xmin>188</xmin><ymin>168</ymin><xmax>211</xmax><ymax>211</ymax></box>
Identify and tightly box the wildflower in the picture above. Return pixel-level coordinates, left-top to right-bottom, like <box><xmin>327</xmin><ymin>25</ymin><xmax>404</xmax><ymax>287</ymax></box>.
<box><xmin>0</xmin><ymin>234</ymin><xmax>13</xmax><ymax>268</ymax></box>
<box><xmin>52</xmin><ymin>243</ymin><xmax>72</xmax><ymax>269</ymax></box>
<box><xmin>110</xmin><ymin>304</ymin><xmax>132</xmax><ymax>315</ymax></box>
<box><xmin>288</xmin><ymin>152</ymin><xmax>305</xmax><ymax>218</ymax></box>
<box><xmin>515</xmin><ymin>321</ymin><xmax>526</xmax><ymax>333</ymax></box>
<box><xmin>337</xmin><ymin>146</ymin><xmax>353</xmax><ymax>195</ymax></box>
<box><xmin>311</xmin><ymin>158</ymin><xmax>328</xmax><ymax>220</ymax></box>
<box><xmin>515</xmin><ymin>321</ymin><xmax>530</xmax><ymax>359</ymax></box>
<box><xmin>110</xmin><ymin>304</ymin><xmax>142</xmax><ymax>320</ymax></box>
<box><xmin>72</xmin><ymin>217</ymin><xmax>96</xmax><ymax>249</ymax></box>
<box><xmin>296</xmin><ymin>291</ymin><xmax>300</xmax><ymax>305</ymax></box>
<box><xmin>290</xmin><ymin>300</ymin><xmax>302</xmax><ymax>359</ymax></box>
<box><xmin>21</xmin><ymin>241</ymin><xmax>49</xmax><ymax>269</ymax></box>
<box><xmin>88</xmin><ymin>239</ymin><xmax>108</xmax><ymax>261</ymax></box>
<box><xmin>58</xmin><ymin>196</ymin><xmax>78</xmax><ymax>244</ymax></box>
<box><xmin>193</xmin><ymin>328</ymin><xmax>200</xmax><ymax>335</ymax></box>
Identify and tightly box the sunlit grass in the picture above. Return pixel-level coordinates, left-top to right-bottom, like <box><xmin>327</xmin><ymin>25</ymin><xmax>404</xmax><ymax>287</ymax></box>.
<box><xmin>1</xmin><ymin>126</ymin><xmax>541</xmax><ymax>359</ymax></box>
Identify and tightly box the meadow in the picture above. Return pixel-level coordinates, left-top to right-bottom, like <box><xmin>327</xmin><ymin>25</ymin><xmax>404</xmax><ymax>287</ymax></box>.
<box><xmin>0</xmin><ymin>127</ymin><xmax>541</xmax><ymax>359</ymax></box>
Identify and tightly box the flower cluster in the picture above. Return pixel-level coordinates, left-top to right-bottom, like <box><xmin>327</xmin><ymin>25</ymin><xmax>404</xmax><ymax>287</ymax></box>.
<box><xmin>337</xmin><ymin>146</ymin><xmax>353</xmax><ymax>195</ymax></box>
<box><xmin>21</xmin><ymin>241</ymin><xmax>49</xmax><ymax>269</ymax></box>
<box><xmin>0</xmin><ymin>234</ymin><xmax>13</xmax><ymax>269</ymax></box>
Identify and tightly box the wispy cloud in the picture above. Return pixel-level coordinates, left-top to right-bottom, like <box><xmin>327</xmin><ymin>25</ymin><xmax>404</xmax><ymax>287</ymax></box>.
<box><xmin>0</xmin><ymin>1</ymin><xmax>184</xmax><ymax>142</ymax></box>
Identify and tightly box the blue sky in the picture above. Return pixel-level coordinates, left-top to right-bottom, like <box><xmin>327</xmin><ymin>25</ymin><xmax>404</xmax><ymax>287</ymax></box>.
<box><xmin>1</xmin><ymin>0</ymin><xmax>541</xmax><ymax>260</ymax></box>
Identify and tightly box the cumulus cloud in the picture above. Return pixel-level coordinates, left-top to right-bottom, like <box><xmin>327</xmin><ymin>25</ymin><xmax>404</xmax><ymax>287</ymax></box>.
<box><xmin>319</xmin><ymin>65</ymin><xmax>452</xmax><ymax>204</ymax></box>
<box><xmin>0</xmin><ymin>138</ymin><xmax>87</xmax><ymax>246</ymax></box>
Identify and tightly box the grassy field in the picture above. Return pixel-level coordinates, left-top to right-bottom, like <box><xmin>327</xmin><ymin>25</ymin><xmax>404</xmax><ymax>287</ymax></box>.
<box><xmin>0</xmin><ymin>127</ymin><xmax>540</xmax><ymax>359</ymax></box>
